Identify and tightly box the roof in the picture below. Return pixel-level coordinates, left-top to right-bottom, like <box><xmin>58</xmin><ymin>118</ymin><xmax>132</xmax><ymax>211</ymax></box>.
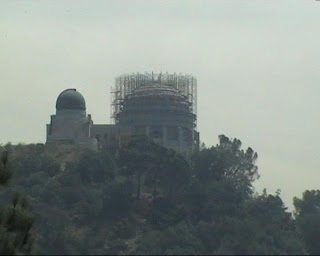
<box><xmin>56</xmin><ymin>89</ymin><xmax>86</xmax><ymax>111</ymax></box>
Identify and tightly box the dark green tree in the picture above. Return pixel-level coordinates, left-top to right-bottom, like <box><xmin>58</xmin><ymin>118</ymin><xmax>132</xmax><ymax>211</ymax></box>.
<box><xmin>118</xmin><ymin>136</ymin><xmax>158</xmax><ymax>200</ymax></box>
<box><xmin>0</xmin><ymin>135</ymin><xmax>314</xmax><ymax>255</ymax></box>
<box><xmin>161</xmin><ymin>151</ymin><xmax>190</xmax><ymax>202</ymax></box>
<box><xmin>294</xmin><ymin>190</ymin><xmax>320</xmax><ymax>255</ymax></box>
<box><xmin>102</xmin><ymin>179</ymin><xmax>134</xmax><ymax>219</ymax></box>
<box><xmin>0</xmin><ymin>151</ymin><xmax>34</xmax><ymax>255</ymax></box>
<box><xmin>193</xmin><ymin>134</ymin><xmax>259</xmax><ymax>195</ymax></box>
<box><xmin>76</xmin><ymin>149</ymin><xmax>114</xmax><ymax>184</ymax></box>
<box><xmin>194</xmin><ymin>190</ymin><xmax>306</xmax><ymax>255</ymax></box>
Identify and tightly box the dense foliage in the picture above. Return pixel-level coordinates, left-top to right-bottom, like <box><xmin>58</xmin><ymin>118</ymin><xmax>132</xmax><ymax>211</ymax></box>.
<box><xmin>0</xmin><ymin>135</ymin><xmax>318</xmax><ymax>254</ymax></box>
<box><xmin>0</xmin><ymin>150</ymin><xmax>34</xmax><ymax>254</ymax></box>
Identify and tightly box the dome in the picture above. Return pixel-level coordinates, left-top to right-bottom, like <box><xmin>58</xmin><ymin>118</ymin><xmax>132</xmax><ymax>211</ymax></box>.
<box><xmin>131</xmin><ymin>83</ymin><xmax>185</xmax><ymax>98</ymax></box>
<box><xmin>56</xmin><ymin>89</ymin><xmax>86</xmax><ymax>111</ymax></box>
<box><xmin>125</xmin><ymin>83</ymin><xmax>189</xmax><ymax>111</ymax></box>
<box><xmin>117</xmin><ymin>83</ymin><xmax>195</xmax><ymax>128</ymax></box>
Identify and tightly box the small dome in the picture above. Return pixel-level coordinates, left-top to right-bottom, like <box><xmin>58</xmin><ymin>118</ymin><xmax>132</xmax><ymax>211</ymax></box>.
<box><xmin>56</xmin><ymin>89</ymin><xmax>86</xmax><ymax>111</ymax></box>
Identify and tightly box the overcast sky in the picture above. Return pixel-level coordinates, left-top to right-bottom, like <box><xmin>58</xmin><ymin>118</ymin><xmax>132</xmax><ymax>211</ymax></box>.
<box><xmin>0</xmin><ymin>0</ymin><xmax>319</xmax><ymax>209</ymax></box>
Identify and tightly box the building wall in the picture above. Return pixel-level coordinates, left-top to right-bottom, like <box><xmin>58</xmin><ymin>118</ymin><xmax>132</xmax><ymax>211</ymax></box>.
<box><xmin>89</xmin><ymin>123</ymin><xmax>198</xmax><ymax>157</ymax></box>
<box><xmin>46</xmin><ymin>109</ymin><xmax>97</xmax><ymax>149</ymax></box>
<box><xmin>90</xmin><ymin>124</ymin><xmax>119</xmax><ymax>151</ymax></box>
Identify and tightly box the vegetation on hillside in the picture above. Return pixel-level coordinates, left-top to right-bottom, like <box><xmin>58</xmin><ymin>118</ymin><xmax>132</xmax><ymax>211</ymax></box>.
<box><xmin>0</xmin><ymin>150</ymin><xmax>34</xmax><ymax>254</ymax></box>
<box><xmin>0</xmin><ymin>135</ymin><xmax>319</xmax><ymax>255</ymax></box>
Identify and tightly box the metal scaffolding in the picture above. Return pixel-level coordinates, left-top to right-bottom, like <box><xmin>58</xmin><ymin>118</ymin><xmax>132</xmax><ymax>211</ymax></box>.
<box><xmin>110</xmin><ymin>72</ymin><xmax>197</xmax><ymax>127</ymax></box>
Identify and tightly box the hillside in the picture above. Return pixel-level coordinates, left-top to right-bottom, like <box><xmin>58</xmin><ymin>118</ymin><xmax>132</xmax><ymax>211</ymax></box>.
<box><xmin>0</xmin><ymin>135</ymin><xmax>318</xmax><ymax>255</ymax></box>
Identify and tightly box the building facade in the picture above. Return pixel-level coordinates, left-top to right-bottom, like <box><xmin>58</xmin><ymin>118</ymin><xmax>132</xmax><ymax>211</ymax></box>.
<box><xmin>46</xmin><ymin>73</ymin><xmax>199</xmax><ymax>157</ymax></box>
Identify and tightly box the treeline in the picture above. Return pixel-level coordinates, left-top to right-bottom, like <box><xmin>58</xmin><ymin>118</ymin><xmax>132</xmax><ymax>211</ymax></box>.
<box><xmin>0</xmin><ymin>135</ymin><xmax>319</xmax><ymax>255</ymax></box>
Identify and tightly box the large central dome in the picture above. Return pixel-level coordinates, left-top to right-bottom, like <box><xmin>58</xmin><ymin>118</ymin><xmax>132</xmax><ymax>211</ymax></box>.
<box><xmin>116</xmin><ymin>82</ymin><xmax>195</xmax><ymax>128</ymax></box>
<box><xmin>56</xmin><ymin>89</ymin><xmax>86</xmax><ymax>111</ymax></box>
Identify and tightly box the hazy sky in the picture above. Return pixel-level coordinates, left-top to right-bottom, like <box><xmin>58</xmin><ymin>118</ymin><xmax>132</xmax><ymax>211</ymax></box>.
<box><xmin>1</xmin><ymin>0</ymin><xmax>319</xmax><ymax>209</ymax></box>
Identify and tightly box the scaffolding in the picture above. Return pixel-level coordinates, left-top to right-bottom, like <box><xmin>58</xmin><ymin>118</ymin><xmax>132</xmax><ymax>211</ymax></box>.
<box><xmin>110</xmin><ymin>72</ymin><xmax>197</xmax><ymax>127</ymax></box>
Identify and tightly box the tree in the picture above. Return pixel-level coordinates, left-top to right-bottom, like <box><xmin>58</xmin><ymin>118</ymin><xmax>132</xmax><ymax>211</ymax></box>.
<box><xmin>135</xmin><ymin>221</ymin><xmax>204</xmax><ymax>255</ymax></box>
<box><xmin>119</xmin><ymin>136</ymin><xmax>191</xmax><ymax>203</ymax></box>
<box><xmin>1</xmin><ymin>135</ymin><xmax>316</xmax><ymax>255</ymax></box>
<box><xmin>194</xmin><ymin>190</ymin><xmax>306</xmax><ymax>255</ymax></box>
<box><xmin>193</xmin><ymin>135</ymin><xmax>259</xmax><ymax>195</ymax></box>
<box><xmin>118</xmin><ymin>136</ymin><xmax>159</xmax><ymax>200</ymax></box>
<box><xmin>76</xmin><ymin>149</ymin><xmax>114</xmax><ymax>184</ymax></box>
<box><xmin>294</xmin><ymin>190</ymin><xmax>320</xmax><ymax>255</ymax></box>
<box><xmin>161</xmin><ymin>152</ymin><xmax>190</xmax><ymax>202</ymax></box>
<box><xmin>102</xmin><ymin>180</ymin><xmax>134</xmax><ymax>219</ymax></box>
<box><xmin>294</xmin><ymin>190</ymin><xmax>320</xmax><ymax>217</ymax></box>
<box><xmin>0</xmin><ymin>151</ymin><xmax>34</xmax><ymax>255</ymax></box>
<box><xmin>0</xmin><ymin>150</ymin><xmax>12</xmax><ymax>185</ymax></box>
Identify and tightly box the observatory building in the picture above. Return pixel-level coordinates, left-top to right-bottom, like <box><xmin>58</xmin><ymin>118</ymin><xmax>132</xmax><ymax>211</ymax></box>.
<box><xmin>46</xmin><ymin>72</ymin><xmax>199</xmax><ymax>156</ymax></box>
<box><xmin>46</xmin><ymin>89</ymin><xmax>97</xmax><ymax>149</ymax></box>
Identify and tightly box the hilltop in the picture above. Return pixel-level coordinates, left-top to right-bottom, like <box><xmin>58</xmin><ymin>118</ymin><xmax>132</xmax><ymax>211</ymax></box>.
<box><xmin>0</xmin><ymin>135</ymin><xmax>318</xmax><ymax>255</ymax></box>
